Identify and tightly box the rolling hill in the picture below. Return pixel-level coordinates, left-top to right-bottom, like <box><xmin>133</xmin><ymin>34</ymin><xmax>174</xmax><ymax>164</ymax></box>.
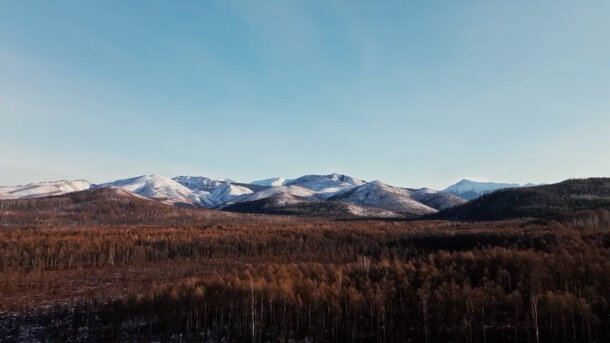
<box><xmin>223</xmin><ymin>193</ymin><xmax>401</xmax><ymax>218</ymax></box>
<box><xmin>328</xmin><ymin>181</ymin><xmax>437</xmax><ymax>216</ymax></box>
<box><xmin>433</xmin><ymin>178</ymin><xmax>610</xmax><ymax>221</ymax></box>
<box><xmin>0</xmin><ymin>187</ymin><xmax>243</xmax><ymax>227</ymax></box>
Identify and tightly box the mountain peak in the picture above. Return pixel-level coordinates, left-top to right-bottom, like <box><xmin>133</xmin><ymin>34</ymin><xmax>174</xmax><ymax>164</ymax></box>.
<box><xmin>250</xmin><ymin>177</ymin><xmax>288</xmax><ymax>187</ymax></box>
<box><xmin>362</xmin><ymin>180</ymin><xmax>386</xmax><ymax>188</ymax></box>
<box><xmin>444</xmin><ymin>179</ymin><xmax>522</xmax><ymax>200</ymax></box>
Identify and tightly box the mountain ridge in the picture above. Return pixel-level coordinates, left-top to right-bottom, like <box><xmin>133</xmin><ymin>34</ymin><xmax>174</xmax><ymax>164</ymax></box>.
<box><xmin>442</xmin><ymin>179</ymin><xmax>537</xmax><ymax>200</ymax></box>
<box><xmin>1</xmin><ymin>173</ymin><xmax>537</xmax><ymax>217</ymax></box>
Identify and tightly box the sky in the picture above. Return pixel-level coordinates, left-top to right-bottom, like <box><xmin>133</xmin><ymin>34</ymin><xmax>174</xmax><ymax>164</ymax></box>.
<box><xmin>1</xmin><ymin>1</ymin><xmax>609</xmax><ymax>190</ymax></box>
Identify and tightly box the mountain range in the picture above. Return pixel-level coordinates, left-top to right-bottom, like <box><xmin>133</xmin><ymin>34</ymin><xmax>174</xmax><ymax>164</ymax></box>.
<box><xmin>0</xmin><ymin>174</ymin><xmax>536</xmax><ymax>217</ymax></box>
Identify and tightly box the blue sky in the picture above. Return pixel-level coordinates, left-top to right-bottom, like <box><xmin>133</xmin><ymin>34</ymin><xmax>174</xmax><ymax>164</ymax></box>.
<box><xmin>1</xmin><ymin>1</ymin><xmax>609</xmax><ymax>189</ymax></box>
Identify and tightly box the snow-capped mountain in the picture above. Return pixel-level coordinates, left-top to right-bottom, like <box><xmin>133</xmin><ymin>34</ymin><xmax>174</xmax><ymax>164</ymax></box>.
<box><xmin>172</xmin><ymin>176</ymin><xmax>252</xmax><ymax>207</ymax></box>
<box><xmin>250</xmin><ymin>177</ymin><xmax>288</xmax><ymax>187</ymax></box>
<box><xmin>0</xmin><ymin>173</ymin><xmax>477</xmax><ymax>217</ymax></box>
<box><xmin>224</xmin><ymin>185</ymin><xmax>318</xmax><ymax>206</ymax></box>
<box><xmin>283</xmin><ymin>173</ymin><xmax>366</xmax><ymax>198</ymax></box>
<box><xmin>97</xmin><ymin>175</ymin><xmax>206</xmax><ymax>206</ymax></box>
<box><xmin>0</xmin><ymin>180</ymin><xmax>93</xmax><ymax>200</ymax></box>
<box><xmin>205</xmin><ymin>183</ymin><xmax>253</xmax><ymax>207</ymax></box>
<box><xmin>329</xmin><ymin>180</ymin><xmax>437</xmax><ymax>215</ymax></box>
<box><xmin>172</xmin><ymin>176</ymin><xmax>223</xmax><ymax>192</ymax></box>
<box><xmin>250</xmin><ymin>173</ymin><xmax>365</xmax><ymax>197</ymax></box>
<box><xmin>443</xmin><ymin>179</ymin><xmax>523</xmax><ymax>200</ymax></box>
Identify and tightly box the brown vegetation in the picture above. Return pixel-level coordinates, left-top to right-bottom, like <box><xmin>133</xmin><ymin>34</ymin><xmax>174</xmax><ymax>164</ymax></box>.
<box><xmin>1</xmin><ymin>190</ymin><xmax>609</xmax><ymax>342</ymax></box>
<box><xmin>0</xmin><ymin>215</ymin><xmax>607</xmax><ymax>342</ymax></box>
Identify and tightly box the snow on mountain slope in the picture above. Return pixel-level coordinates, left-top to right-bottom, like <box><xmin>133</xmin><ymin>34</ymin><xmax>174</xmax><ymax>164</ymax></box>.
<box><xmin>250</xmin><ymin>177</ymin><xmax>288</xmax><ymax>187</ymax></box>
<box><xmin>206</xmin><ymin>183</ymin><xmax>253</xmax><ymax>207</ymax></box>
<box><xmin>408</xmin><ymin>188</ymin><xmax>467</xmax><ymax>210</ymax></box>
<box><xmin>172</xmin><ymin>176</ymin><xmax>253</xmax><ymax>207</ymax></box>
<box><xmin>97</xmin><ymin>175</ymin><xmax>205</xmax><ymax>206</ymax></box>
<box><xmin>329</xmin><ymin>180</ymin><xmax>437</xmax><ymax>215</ymax></box>
<box><xmin>224</xmin><ymin>185</ymin><xmax>317</xmax><ymax>206</ymax></box>
<box><xmin>325</xmin><ymin>173</ymin><xmax>367</xmax><ymax>186</ymax></box>
<box><xmin>172</xmin><ymin>176</ymin><xmax>221</xmax><ymax>192</ymax></box>
<box><xmin>283</xmin><ymin>173</ymin><xmax>366</xmax><ymax>198</ymax></box>
<box><xmin>0</xmin><ymin>180</ymin><xmax>93</xmax><ymax>200</ymax></box>
<box><xmin>1</xmin><ymin>175</ymin><xmax>531</xmax><ymax>216</ymax></box>
<box><xmin>443</xmin><ymin>179</ymin><xmax>522</xmax><ymax>200</ymax></box>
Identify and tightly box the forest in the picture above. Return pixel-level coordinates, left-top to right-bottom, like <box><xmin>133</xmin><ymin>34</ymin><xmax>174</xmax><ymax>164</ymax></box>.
<box><xmin>0</xmin><ymin>188</ymin><xmax>609</xmax><ymax>342</ymax></box>
<box><xmin>0</xmin><ymin>217</ymin><xmax>608</xmax><ymax>342</ymax></box>
<box><xmin>433</xmin><ymin>178</ymin><xmax>610</xmax><ymax>221</ymax></box>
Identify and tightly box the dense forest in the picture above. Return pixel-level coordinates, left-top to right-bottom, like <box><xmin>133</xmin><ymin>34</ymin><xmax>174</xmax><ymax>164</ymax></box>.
<box><xmin>0</xmin><ymin>183</ymin><xmax>609</xmax><ymax>342</ymax></box>
<box><xmin>0</xmin><ymin>218</ymin><xmax>608</xmax><ymax>342</ymax></box>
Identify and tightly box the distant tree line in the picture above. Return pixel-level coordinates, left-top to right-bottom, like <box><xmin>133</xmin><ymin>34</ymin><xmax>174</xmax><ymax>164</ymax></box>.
<box><xmin>434</xmin><ymin>178</ymin><xmax>610</xmax><ymax>221</ymax></box>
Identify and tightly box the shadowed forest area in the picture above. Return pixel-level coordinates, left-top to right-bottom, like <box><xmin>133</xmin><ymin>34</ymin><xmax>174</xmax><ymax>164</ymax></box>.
<box><xmin>433</xmin><ymin>178</ymin><xmax>610</xmax><ymax>222</ymax></box>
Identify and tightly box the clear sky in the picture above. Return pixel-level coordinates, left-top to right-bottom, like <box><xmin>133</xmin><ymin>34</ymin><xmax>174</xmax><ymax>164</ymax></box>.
<box><xmin>1</xmin><ymin>1</ymin><xmax>609</xmax><ymax>189</ymax></box>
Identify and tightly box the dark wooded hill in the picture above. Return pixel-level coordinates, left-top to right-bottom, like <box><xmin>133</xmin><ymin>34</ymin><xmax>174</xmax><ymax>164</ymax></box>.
<box><xmin>222</xmin><ymin>193</ymin><xmax>402</xmax><ymax>218</ymax></box>
<box><xmin>431</xmin><ymin>178</ymin><xmax>610</xmax><ymax>221</ymax></box>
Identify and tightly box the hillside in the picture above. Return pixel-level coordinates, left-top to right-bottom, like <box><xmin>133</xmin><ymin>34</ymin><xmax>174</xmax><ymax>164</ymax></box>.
<box><xmin>223</xmin><ymin>193</ymin><xmax>401</xmax><ymax>218</ymax></box>
<box><xmin>172</xmin><ymin>176</ymin><xmax>253</xmax><ymax>207</ymax></box>
<box><xmin>283</xmin><ymin>173</ymin><xmax>366</xmax><ymax>197</ymax></box>
<box><xmin>409</xmin><ymin>188</ymin><xmax>467</xmax><ymax>210</ymax></box>
<box><xmin>433</xmin><ymin>178</ymin><xmax>610</xmax><ymax>221</ymax></box>
<box><xmin>0</xmin><ymin>187</ymin><xmax>261</xmax><ymax>227</ymax></box>
<box><xmin>97</xmin><ymin>175</ymin><xmax>206</xmax><ymax>206</ymax></box>
<box><xmin>328</xmin><ymin>181</ymin><xmax>437</xmax><ymax>216</ymax></box>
